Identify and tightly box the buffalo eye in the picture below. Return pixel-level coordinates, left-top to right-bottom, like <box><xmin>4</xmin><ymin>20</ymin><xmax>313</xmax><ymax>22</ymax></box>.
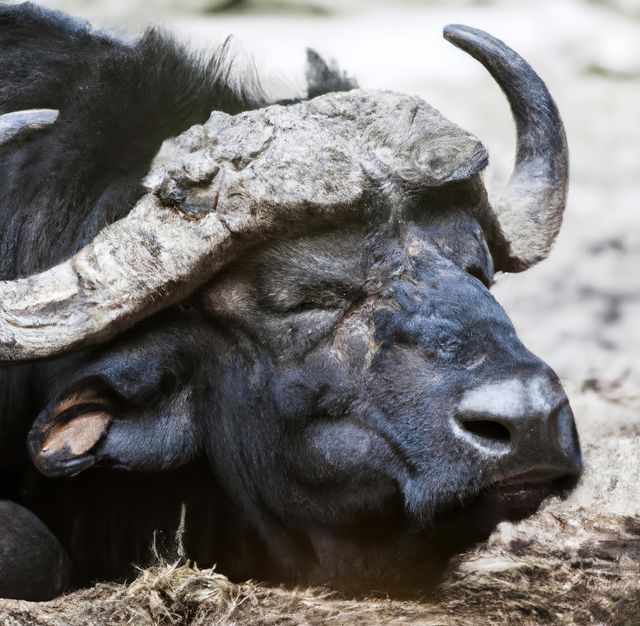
<box><xmin>261</xmin><ymin>284</ymin><xmax>352</xmax><ymax>316</ymax></box>
<box><xmin>278</xmin><ymin>295</ymin><xmax>346</xmax><ymax>315</ymax></box>
<box><xmin>282</xmin><ymin>301</ymin><xmax>336</xmax><ymax>315</ymax></box>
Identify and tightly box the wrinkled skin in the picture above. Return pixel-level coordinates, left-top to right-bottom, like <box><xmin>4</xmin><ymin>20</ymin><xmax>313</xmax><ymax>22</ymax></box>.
<box><xmin>195</xmin><ymin>188</ymin><xmax>577</xmax><ymax>590</ymax></box>
<box><xmin>17</xmin><ymin>182</ymin><xmax>578</xmax><ymax>592</ymax></box>
<box><xmin>198</xmin><ymin>200</ymin><xmax>521</xmax><ymax>589</ymax></box>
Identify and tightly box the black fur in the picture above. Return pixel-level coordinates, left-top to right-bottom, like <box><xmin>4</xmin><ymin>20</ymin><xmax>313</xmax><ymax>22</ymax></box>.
<box><xmin>0</xmin><ymin>2</ymin><xmax>265</xmax><ymax>280</ymax></box>
<box><xmin>0</xmin><ymin>501</ymin><xmax>69</xmax><ymax>600</ymax></box>
<box><xmin>0</xmin><ymin>3</ymin><xmax>580</xmax><ymax>600</ymax></box>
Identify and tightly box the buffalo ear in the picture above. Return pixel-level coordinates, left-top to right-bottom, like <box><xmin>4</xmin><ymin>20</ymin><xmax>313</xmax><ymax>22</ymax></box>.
<box><xmin>29</xmin><ymin>388</ymin><xmax>112</xmax><ymax>477</ymax></box>
<box><xmin>29</xmin><ymin>383</ymin><xmax>200</xmax><ymax>478</ymax></box>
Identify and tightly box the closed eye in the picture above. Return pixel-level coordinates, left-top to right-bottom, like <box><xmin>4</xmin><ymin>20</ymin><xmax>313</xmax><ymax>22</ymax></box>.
<box><xmin>261</xmin><ymin>284</ymin><xmax>353</xmax><ymax>315</ymax></box>
<box><xmin>281</xmin><ymin>301</ymin><xmax>339</xmax><ymax>315</ymax></box>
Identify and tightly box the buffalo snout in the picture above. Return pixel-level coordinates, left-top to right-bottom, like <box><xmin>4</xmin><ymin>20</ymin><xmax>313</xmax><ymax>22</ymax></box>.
<box><xmin>455</xmin><ymin>374</ymin><xmax>582</xmax><ymax>512</ymax></box>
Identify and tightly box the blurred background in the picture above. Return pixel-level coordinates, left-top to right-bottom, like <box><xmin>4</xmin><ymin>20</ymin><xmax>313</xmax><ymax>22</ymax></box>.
<box><xmin>13</xmin><ymin>0</ymin><xmax>640</xmax><ymax>508</ymax></box>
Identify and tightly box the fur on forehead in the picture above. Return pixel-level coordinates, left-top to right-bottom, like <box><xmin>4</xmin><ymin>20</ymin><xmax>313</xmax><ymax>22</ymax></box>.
<box><xmin>146</xmin><ymin>90</ymin><xmax>489</xmax><ymax>234</ymax></box>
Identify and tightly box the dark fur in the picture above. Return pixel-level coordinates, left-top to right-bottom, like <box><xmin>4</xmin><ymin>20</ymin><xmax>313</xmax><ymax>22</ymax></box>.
<box><xmin>0</xmin><ymin>501</ymin><xmax>69</xmax><ymax>600</ymax></box>
<box><xmin>0</xmin><ymin>3</ymin><xmax>579</xmax><ymax>600</ymax></box>
<box><xmin>0</xmin><ymin>2</ymin><xmax>264</xmax><ymax>281</ymax></box>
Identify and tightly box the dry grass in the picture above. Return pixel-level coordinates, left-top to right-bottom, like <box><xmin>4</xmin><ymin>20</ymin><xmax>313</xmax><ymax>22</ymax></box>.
<box><xmin>1</xmin><ymin>502</ymin><xmax>638</xmax><ymax>626</ymax></box>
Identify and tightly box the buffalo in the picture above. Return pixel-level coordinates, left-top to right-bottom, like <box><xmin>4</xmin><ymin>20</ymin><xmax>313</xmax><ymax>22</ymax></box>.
<box><xmin>0</xmin><ymin>2</ymin><xmax>581</xmax><ymax>600</ymax></box>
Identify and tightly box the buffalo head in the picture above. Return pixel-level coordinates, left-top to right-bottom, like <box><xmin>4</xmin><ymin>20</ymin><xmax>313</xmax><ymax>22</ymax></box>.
<box><xmin>0</xmin><ymin>25</ymin><xmax>581</xmax><ymax>591</ymax></box>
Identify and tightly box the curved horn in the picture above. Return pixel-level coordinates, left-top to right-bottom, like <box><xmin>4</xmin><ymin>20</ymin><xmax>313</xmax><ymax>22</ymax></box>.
<box><xmin>443</xmin><ymin>24</ymin><xmax>569</xmax><ymax>272</ymax></box>
<box><xmin>0</xmin><ymin>109</ymin><xmax>59</xmax><ymax>145</ymax></box>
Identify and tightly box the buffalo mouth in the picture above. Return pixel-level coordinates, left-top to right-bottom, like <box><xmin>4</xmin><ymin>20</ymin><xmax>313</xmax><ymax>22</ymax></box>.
<box><xmin>416</xmin><ymin>473</ymin><xmax>580</xmax><ymax>588</ymax></box>
<box><xmin>446</xmin><ymin>471</ymin><xmax>579</xmax><ymax>535</ymax></box>
<box><xmin>484</xmin><ymin>471</ymin><xmax>580</xmax><ymax>521</ymax></box>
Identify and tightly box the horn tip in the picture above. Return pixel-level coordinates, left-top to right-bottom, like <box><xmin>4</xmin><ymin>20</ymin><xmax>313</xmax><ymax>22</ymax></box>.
<box><xmin>443</xmin><ymin>24</ymin><xmax>487</xmax><ymax>48</ymax></box>
<box><xmin>443</xmin><ymin>23</ymin><xmax>466</xmax><ymax>36</ymax></box>
<box><xmin>39</xmin><ymin>109</ymin><xmax>60</xmax><ymax>124</ymax></box>
<box><xmin>0</xmin><ymin>108</ymin><xmax>60</xmax><ymax>146</ymax></box>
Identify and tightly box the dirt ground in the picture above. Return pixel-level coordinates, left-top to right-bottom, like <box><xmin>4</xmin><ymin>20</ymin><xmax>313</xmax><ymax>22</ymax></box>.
<box><xmin>1</xmin><ymin>0</ymin><xmax>639</xmax><ymax>623</ymax></box>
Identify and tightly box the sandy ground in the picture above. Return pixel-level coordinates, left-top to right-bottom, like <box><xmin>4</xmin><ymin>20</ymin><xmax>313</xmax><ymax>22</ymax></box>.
<box><xmin>1</xmin><ymin>0</ymin><xmax>639</xmax><ymax>622</ymax></box>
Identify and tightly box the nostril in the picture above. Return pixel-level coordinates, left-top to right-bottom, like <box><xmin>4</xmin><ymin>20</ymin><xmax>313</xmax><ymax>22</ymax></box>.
<box><xmin>459</xmin><ymin>419</ymin><xmax>511</xmax><ymax>446</ymax></box>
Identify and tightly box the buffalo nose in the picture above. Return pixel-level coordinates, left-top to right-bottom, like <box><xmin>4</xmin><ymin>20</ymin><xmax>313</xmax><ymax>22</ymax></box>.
<box><xmin>455</xmin><ymin>377</ymin><xmax>582</xmax><ymax>482</ymax></box>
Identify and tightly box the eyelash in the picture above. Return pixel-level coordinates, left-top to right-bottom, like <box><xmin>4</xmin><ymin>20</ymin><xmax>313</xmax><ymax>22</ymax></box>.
<box><xmin>284</xmin><ymin>302</ymin><xmax>324</xmax><ymax>314</ymax></box>
<box><xmin>267</xmin><ymin>287</ymin><xmax>354</xmax><ymax>315</ymax></box>
<box><xmin>283</xmin><ymin>300</ymin><xmax>347</xmax><ymax>316</ymax></box>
